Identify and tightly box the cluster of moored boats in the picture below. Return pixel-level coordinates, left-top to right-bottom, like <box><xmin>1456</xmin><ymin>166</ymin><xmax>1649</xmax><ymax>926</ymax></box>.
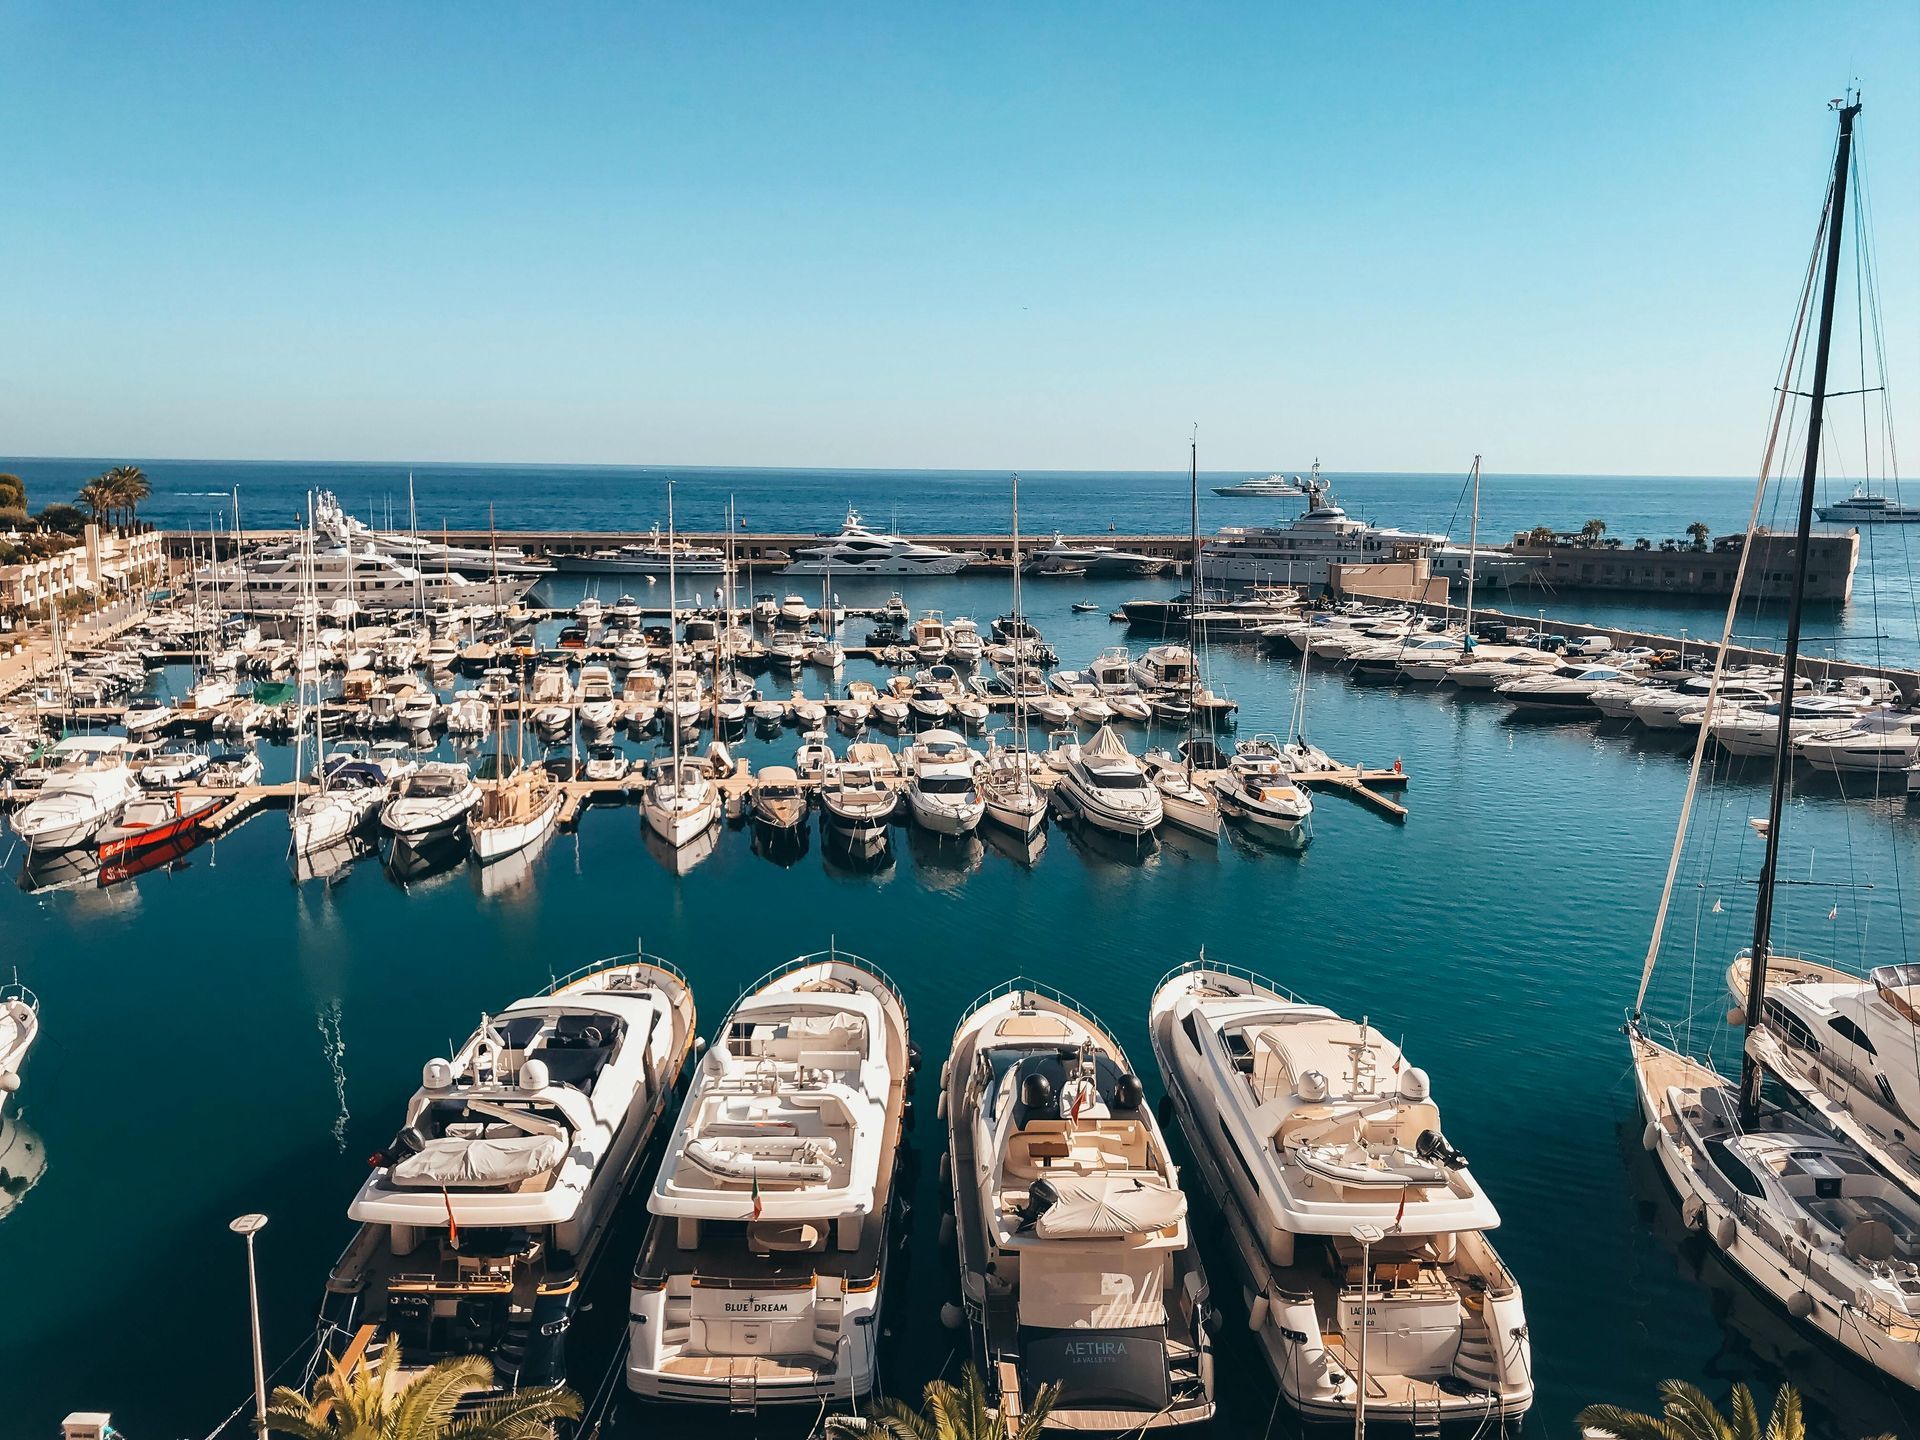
<box><xmin>1263</xmin><ymin>604</ymin><xmax>1920</xmax><ymax>784</ymax></box>
<box><xmin>299</xmin><ymin>948</ymin><xmax>1534</xmax><ymax>1428</ymax></box>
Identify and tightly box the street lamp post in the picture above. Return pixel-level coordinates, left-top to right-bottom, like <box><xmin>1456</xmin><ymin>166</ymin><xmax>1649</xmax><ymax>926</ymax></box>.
<box><xmin>1351</xmin><ymin>1221</ymin><xmax>1384</xmax><ymax>1440</ymax></box>
<box><xmin>230</xmin><ymin>1213</ymin><xmax>270</xmax><ymax>1440</ymax></box>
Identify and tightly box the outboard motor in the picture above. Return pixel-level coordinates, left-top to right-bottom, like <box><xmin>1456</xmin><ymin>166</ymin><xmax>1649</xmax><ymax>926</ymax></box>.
<box><xmin>1416</xmin><ymin>1129</ymin><xmax>1468</xmax><ymax>1170</ymax></box>
<box><xmin>1110</xmin><ymin>1072</ymin><xmax>1145</xmax><ymax>1112</ymax></box>
<box><xmin>1019</xmin><ymin>1176</ymin><xmax>1061</xmax><ymax>1232</ymax></box>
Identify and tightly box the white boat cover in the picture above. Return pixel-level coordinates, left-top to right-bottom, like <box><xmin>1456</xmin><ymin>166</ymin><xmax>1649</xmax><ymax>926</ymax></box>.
<box><xmin>1034</xmin><ymin>1173</ymin><xmax>1186</xmax><ymax>1239</ymax></box>
<box><xmin>391</xmin><ymin>1133</ymin><xmax>566</xmax><ymax>1188</ymax></box>
<box><xmin>1080</xmin><ymin>724</ymin><xmax>1133</xmax><ymax>763</ymax></box>
<box><xmin>1017</xmin><ymin>1245</ymin><xmax>1169</xmax><ymax>1330</ymax></box>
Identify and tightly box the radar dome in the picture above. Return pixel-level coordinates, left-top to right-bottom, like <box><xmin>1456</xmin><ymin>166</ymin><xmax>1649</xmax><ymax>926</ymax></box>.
<box><xmin>1400</xmin><ymin>1067</ymin><xmax>1431</xmax><ymax>1101</ymax></box>
<box><xmin>422</xmin><ymin>1058</ymin><xmax>454</xmax><ymax>1091</ymax></box>
<box><xmin>1296</xmin><ymin>1069</ymin><xmax>1329</xmax><ymax>1102</ymax></box>
<box><xmin>520</xmin><ymin>1057</ymin><xmax>550</xmax><ymax>1091</ymax></box>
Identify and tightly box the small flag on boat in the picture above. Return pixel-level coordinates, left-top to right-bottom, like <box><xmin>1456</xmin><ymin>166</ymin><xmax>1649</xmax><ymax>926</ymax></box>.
<box><xmin>1391</xmin><ymin>1187</ymin><xmax>1409</xmax><ymax>1233</ymax></box>
<box><xmin>751</xmin><ymin>1174</ymin><xmax>764</xmax><ymax>1220</ymax></box>
<box><xmin>441</xmin><ymin>1188</ymin><xmax>460</xmax><ymax>1250</ymax></box>
<box><xmin>1829</xmin><ymin>904</ymin><xmax>1839</xmax><ymax>921</ymax></box>
<box><xmin>1711</xmin><ymin>899</ymin><xmax>1724</xmax><ymax>914</ymax></box>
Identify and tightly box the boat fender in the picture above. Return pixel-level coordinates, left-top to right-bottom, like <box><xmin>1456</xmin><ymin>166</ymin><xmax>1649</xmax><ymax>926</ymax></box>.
<box><xmin>938</xmin><ymin>1059</ymin><xmax>951</xmax><ymax>1090</ymax></box>
<box><xmin>1247</xmin><ymin>1293</ymin><xmax>1270</xmax><ymax>1331</ymax></box>
<box><xmin>935</xmin><ymin>1091</ymin><xmax>947</xmax><ymax>1121</ymax></box>
<box><xmin>907</xmin><ymin>1042</ymin><xmax>922</xmax><ymax>1075</ymax></box>
<box><xmin>1641</xmin><ymin>1121</ymin><xmax>1660</xmax><ymax>1153</ymax></box>
<box><xmin>1726</xmin><ymin>1006</ymin><xmax>1746</xmax><ymax>1028</ymax></box>
<box><xmin>939</xmin><ymin>1214</ymin><xmax>955</xmax><ymax>1249</ymax></box>
<box><xmin>1786</xmin><ymin>1290</ymin><xmax>1814</xmax><ymax>1319</ymax></box>
<box><xmin>1710</xmin><ymin>1214</ymin><xmax>1738</xmax><ymax>1250</ymax></box>
<box><xmin>1681</xmin><ymin>1194</ymin><xmax>1706</xmax><ymax>1231</ymax></box>
<box><xmin>940</xmin><ymin>1302</ymin><xmax>965</xmax><ymax>1330</ymax></box>
<box><xmin>938</xmin><ymin>1150</ymin><xmax>950</xmax><ymax>1184</ymax></box>
<box><xmin>0</xmin><ymin>1074</ymin><xmax>18</xmax><ymax>1094</ymax></box>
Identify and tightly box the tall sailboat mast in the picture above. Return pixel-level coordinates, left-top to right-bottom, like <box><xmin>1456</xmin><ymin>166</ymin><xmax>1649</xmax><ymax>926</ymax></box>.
<box><xmin>1186</xmin><ymin>431</ymin><xmax>1204</xmax><ymax>774</ymax></box>
<box><xmin>1738</xmin><ymin>96</ymin><xmax>1861</xmax><ymax>1128</ymax></box>
<box><xmin>666</xmin><ymin>481</ymin><xmax>681</xmax><ymax>774</ymax></box>
<box><xmin>1463</xmin><ymin>455</ymin><xmax>1481</xmax><ymax>651</ymax></box>
<box><xmin>1010</xmin><ymin>472</ymin><xmax>1025</xmax><ymax>735</ymax></box>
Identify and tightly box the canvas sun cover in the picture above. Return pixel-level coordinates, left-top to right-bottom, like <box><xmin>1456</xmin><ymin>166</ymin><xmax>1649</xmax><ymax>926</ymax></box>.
<box><xmin>1080</xmin><ymin>725</ymin><xmax>1133</xmax><ymax>763</ymax></box>
<box><xmin>390</xmin><ymin>1133</ymin><xmax>565</xmax><ymax>1188</ymax></box>
<box><xmin>1033</xmin><ymin>1174</ymin><xmax>1187</xmax><ymax>1240</ymax></box>
<box><xmin>1016</xmin><ymin>1244</ymin><xmax>1169</xmax><ymax>1331</ymax></box>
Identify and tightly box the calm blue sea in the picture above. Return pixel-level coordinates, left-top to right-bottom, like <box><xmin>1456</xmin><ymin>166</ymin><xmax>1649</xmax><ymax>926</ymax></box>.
<box><xmin>8</xmin><ymin>457</ymin><xmax>1918</xmax><ymax>669</ymax></box>
<box><xmin>3</xmin><ymin>472</ymin><xmax>1919</xmax><ymax>1440</ymax></box>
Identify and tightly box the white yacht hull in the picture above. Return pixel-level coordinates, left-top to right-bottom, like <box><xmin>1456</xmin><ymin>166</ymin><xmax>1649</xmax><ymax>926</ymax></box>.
<box><xmin>907</xmin><ymin>791</ymin><xmax>983</xmax><ymax>835</ymax></box>
<box><xmin>1630</xmin><ymin>1031</ymin><xmax>1920</xmax><ymax>1390</ymax></box>
<box><xmin>471</xmin><ymin>793</ymin><xmax>561</xmax><ymax>863</ymax></box>
<box><xmin>1055</xmin><ymin>773</ymin><xmax>1161</xmax><ymax>838</ymax></box>
<box><xmin>643</xmin><ymin>796</ymin><xmax>721</xmax><ymax>849</ymax></box>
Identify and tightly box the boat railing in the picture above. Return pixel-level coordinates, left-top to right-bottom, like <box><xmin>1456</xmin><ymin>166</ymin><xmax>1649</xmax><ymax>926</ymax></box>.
<box><xmin>545</xmin><ymin>950</ymin><xmax>689</xmax><ymax>995</ymax></box>
<box><xmin>1</xmin><ymin>977</ymin><xmax>38</xmax><ymax>1015</ymax></box>
<box><xmin>1153</xmin><ymin>956</ymin><xmax>1306</xmax><ymax>1006</ymax></box>
<box><xmin>742</xmin><ymin>946</ymin><xmax>905</xmax><ymax>1008</ymax></box>
<box><xmin>955</xmin><ymin>976</ymin><xmax>1111</xmax><ymax>1032</ymax></box>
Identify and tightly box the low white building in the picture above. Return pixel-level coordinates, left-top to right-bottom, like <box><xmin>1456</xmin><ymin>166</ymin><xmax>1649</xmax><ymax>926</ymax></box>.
<box><xmin>0</xmin><ymin>526</ymin><xmax>166</xmax><ymax>616</ymax></box>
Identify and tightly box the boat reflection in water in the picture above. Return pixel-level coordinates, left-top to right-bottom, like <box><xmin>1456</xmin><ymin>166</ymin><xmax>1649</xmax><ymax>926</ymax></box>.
<box><xmin>18</xmin><ymin>849</ymin><xmax>102</xmax><ymax>896</ymax></box>
<box><xmin>641</xmin><ymin>816</ymin><xmax>720</xmax><ymax>877</ymax></box>
<box><xmin>906</xmin><ymin>823</ymin><xmax>983</xmax><ymax>890</ymax></box>
<box><xmin>820</xmin><ymin>821</ymin><xmax>895</xmax><ymax>884</ymax></box>
<box><xmin>100</xmin><ymin>827</ymin><xmax>209</xmax><ymax>886</ymax></box>
<box><xmin>294</xmin><ymin>836</ymin><xmax>376</xmax><ymax>887</ymax></box>
<box><xmin>383</xmin><ymin>833</ymin><xmax>470</xmax><ymax>891</ymax></box>
<box><xmin>0</xmin><ymin>1109</ymin><xmax>47</xmax><ymax>1223</ymax></box>
<box><xmin>1618</xmin><ymin>1122</ymin><xmax>1920</xmax><ymax>1439</ymax></box>
<box><xmin>979</xmin><ymin>819</ymin><xmax>1048</xmax><ymax>869</ymax></box>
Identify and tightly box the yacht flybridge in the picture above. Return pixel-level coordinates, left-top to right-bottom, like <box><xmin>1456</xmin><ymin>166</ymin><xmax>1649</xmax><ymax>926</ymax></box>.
<box><xmin>320</xmin><ymin>955</ymin><xmax>696</xmax><ymax>1387</ymax></box>
<box><xmin>1149</xmin><ymin>962</ymin><xmax>1533</xmax><ymax>1424</ymax></box>
<box><xmin>628</xmin><ymin>952</ymin><xmax>913</xmax><ymax>1409</ymax></box>
<box><xmin>944</xmin><ymin>979</ymin><xmax>1215</xmax><ymax>1431</ymax></box>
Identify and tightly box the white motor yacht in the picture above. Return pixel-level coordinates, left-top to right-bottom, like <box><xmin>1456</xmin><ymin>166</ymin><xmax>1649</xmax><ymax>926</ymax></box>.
<box><xmin>749</xmin><ymin>765</ymin><xmax>809</xmax><ymax>833</ymax></box>
<box><xmin>947</xmin><ymin>617</ymin><xmax>985</xmax><ymax>665</ymax></box>
<box><xmin>1054</xmin><ymin>725</ymin><xmax>1162</xmax><ymax>838</ymax></box>
<box><xmin>945</xmin><ymin>979</ymin><xmax>1217</xmax><ymax>1430</ymax></box>
<box><xmin>292</xmin><ymin>759</ymin><xmax>390</xmax><ymax>856</ymax></box>
<box><xmin>642</xmin><ymin>756</ymin><xmax>722</xmax><ymax>849</ymax></box>
<box><xmin>576</xmin><ymin>665</ymin><xmax>618</xmax><ymax>730</ymax></box>
<box><xmin>1129</xmin><ymin>643</ymin><xmax>1196</xmax><ymax>695</ymax></box>
<box><xmin>1629</xmin><ymin>675</ymin><xmax>1776</xmax><ymax>730</ymax></box>
<box><xmin>1384</xmin><ymin>633</ymin><xmax>1467</xmax><ymax>683</ymax></box>
<box><xmin>12</xmin><ymin>738</ymin><xmax>140</xmax><ymax>851</ymax></box>
<box><xmin>381</xmin><ymin>762</ymin><xmax>481</xmax><ymax>845</ymax></box>
<box><xmin>1214</xmin><ymin>746</ymin><xmax>1313</xmax><ymax>840</ymax></box>
<box><xmin>1709</xmin><ymin>694</ymin><xmax>1875</xmax><ymax>758</ymax></box>
<box><xmin>905</xmin><ymin>729</ymin><xmax>985</xmax><ymax>835</ymax></box>
<box><xmin>1151</xmin><ymin>962</ymin><xmax>1534</xmax><ymax>1424</ymax></box>
<box><xmin>1794</xmin><ymin>709</ymin><xmax>1920</xmax><ymax>774</ymax></box>
<box><xmin>0</xmin><ymin>974</ymin><xmax>38</xmax><ymax>1101</ymax></box>
<box><xmin>1443</xmin><ymin>649</ymin><xmax>1558</xmax><ymax>690</ymax></box>
<box><xmin>819</xmin><ymin>759</ymin><xmax>898</xmax><ymax>841</ymax></box>
<box><xmin>628</xmin><ymin>953</ymin><xmax>913</xmax><ymax>1408</ymax></box>
<box><xmin>121</xmin><ymin>698</ymin><xmax>175</xmax><ymax>741</ymax></box>
<box><xmin>778</xmin><ymin>594</ymin><xmax>815</xmax><ymax>626</ymax></box>
<box><xmin>794</xmin><ymin>729</ymin><xmax>836</xmax><ymax>781</ymax></box>
<box><xmin>320</xmin><ymin>954</ymin><xmax>696</xmax><ymax>1386</ymax></box>
<box><xmin>781</xmin><ymin>508</ymin><xmax>975</xmax><ymax>576</ymax></box>
<box><xmin>1495</xmin><ymin>662</ymin><xmax>1635</xmax><ymax>715</ymax></box>
<box><xmin>203</xmin><ymin>750</ymin><xmax>264</xmax><ymax>789</ymax></box>
<box><xmin>1816</xmin><ymin>484</ymin><xmax>1920</xmax><ymax>524</ymax></box>
<box><xmin>911</xmin><ymin>611</ymin><xmax>951</xmax><ymax>663</ymax></box>
<box><xmin>444</xmin><ymin>694</ymin><xmax>491</xmax><ymax>738</ymax></box>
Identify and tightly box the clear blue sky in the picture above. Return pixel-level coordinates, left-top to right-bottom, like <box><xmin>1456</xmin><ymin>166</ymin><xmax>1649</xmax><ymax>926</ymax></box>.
<box><xmin>2</xmin><ymin>2</ymin><xmax>1914</xmax><ymax>474</ymax></box>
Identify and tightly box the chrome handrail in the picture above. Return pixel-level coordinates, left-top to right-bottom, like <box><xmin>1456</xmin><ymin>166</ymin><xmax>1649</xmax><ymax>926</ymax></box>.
<box><xmin>1</xmin><ymin>975</ymin><xmax>37</xmax><ymax>1012</ymax></box>
<box><xmin>544</xmin><ymin>950</ymin><xmax>688</xmax><ymax>995</ymax></box>
<box><xmin>1153</xmin><ymin>955</ymin><xmax>1304</xmax><ymax>1006</ymax></box>
<box><xmin>955</xmin><ymin>975</ymin><xmax>1109</xmax><ymax>1032</ymax></box>
<box><xmin>739</xmin><ymin>946</ymin><xmax>904</xmax><ymax>1007</ymax></box>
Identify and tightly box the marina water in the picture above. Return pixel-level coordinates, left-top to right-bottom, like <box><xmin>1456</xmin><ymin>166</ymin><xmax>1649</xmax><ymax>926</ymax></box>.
<box><xmin>3</xmin><ymin>467</ymin><xmax>1918</xmax><ymax>1439</ymax></box>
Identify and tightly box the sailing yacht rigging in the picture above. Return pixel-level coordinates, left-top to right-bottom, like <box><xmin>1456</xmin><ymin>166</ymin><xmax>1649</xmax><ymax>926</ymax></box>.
<box><xmin>1626</xmin><ymin>98</ymin><xmax>1920</xmax><ymax>1387</ymax></box>
<box><xmin>1148</xmin><ymin>435</ymin><xmax>1223</xmax><ymax>839</ymax></box>
<box><xmin>978</xmin><ymin>475</ymin><xmax>1047</xmax><ymax>837</ymax></box>
<box><xmin>643</xmin><ymin>483</ymin><xmax>722</xmax><ymax>854</ymax></box>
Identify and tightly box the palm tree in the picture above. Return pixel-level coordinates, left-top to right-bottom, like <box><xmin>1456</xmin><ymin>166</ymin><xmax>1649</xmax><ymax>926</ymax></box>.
<box><xmin>104</xmin><ymin>464</ymin><xmax>150</xmax><ymax>528</ymax></box>
<box><xmin>1686</xmin><ymin>521</ymin><xmax>1712</xmax><ymax>550</ymax></box>
<box><xmin>824</xmin><ymin>1364</ymin><xmax>1059</xmax><ymax>1440</ymax></box>
<box><xmin>74</xmin><ymin>479</ymin><xmax>115</xmax><ymax>526</ymax></box>
<box><xmin>1578</xmin><ymin>1379</ymin><xmax>1803</xmax><ymax>1440</ymax></box>
<box><xmin>264</xmin><ymin>1342</ymin><xmax>581</xmax><ymax>1440</ymax></box>
<box><xmin>1580</xmin><ymin>517</ymin><xmax>1608</xmax><ymax>544</ymax></box>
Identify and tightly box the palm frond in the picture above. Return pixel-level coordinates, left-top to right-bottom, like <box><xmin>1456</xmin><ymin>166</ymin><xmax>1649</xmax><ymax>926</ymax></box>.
<box><xmin>391</xmin><ymin>1354</ymin><xmax>501</xmax><ymax>1440</ymax></box>
<box><xmin>1574</xmin><ymin>1403</ymin><xmax>1685</xmax><ymax>1440</ymax></box>
<box><xmin>1659</xmin><ymin>1380</ymin><xmax>1738</xmax><ymax>1440</ymax></box>
<box><xmin>1764</xmin><ymin>1386</ymin><xmax>1804</xmax><ymax>1440</ymax></box>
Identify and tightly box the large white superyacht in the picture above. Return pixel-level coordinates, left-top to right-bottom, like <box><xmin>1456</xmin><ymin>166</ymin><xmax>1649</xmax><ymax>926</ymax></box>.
<box><xmin>627</xmin><ymin>952</ymin><xmax>914</xmax><ymax>1409</ymax></box>
<box><xmin>318</xmin><ymin>954</ymin><xmax>696</xmax><ymax>1386</ymax></box>
<box><xmin>944</xmin><ymin>979</ymin><xmax>1216</xmax><ymax>1431</ymax></box>
<box><xmin>780</xmin><ymin>508</ymin><xmax>978</xmax><ymax>576</ymax></box>
<box><xmin>198</xmin><ymin>539</ymin><xmax>535</xmax><ymax>615</ymax></box>
<box><xmin>1149</xmin><ymin>961</ymin><xmax>1534</xmax><ymax>1425</ymax></box>
<box><xmin>1198</xmin><ymin>470</ymin><xmax>1446</xmax><ymax>592</ymax></box>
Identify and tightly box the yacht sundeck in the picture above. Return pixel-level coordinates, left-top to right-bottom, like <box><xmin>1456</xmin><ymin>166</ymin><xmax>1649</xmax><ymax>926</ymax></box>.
<box><xmin>945</xmin><ymin>978</ymin><xmax>1216</xmax><ymax>1430</ymax></box>
<box><xmin>321</xmin><ymin>955</ymin><xmax>696</xmax><ymax>1386</ymax></box>
<box><xmin>381</xmin><ymin>762</ymin><xmax>481</xmax><ymax>845</ymax></box>
<box><xmin>819</xmin><ymin>757</ymin><xmax>899</xmax><ymax>842</ymax></box>
<box><xmin>628</xmin><ymin>952</ymin><xmax>912</xmax><ymax>1409</ymax></box>
<box><xmin>1151</xmin><ymin>962</ymin><xmax>1533</xmax><ymax>1423</ymax></box>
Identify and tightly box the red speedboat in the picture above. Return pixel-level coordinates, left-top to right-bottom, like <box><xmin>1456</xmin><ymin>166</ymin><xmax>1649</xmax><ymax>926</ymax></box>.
<box><xmin>97</xmin><ymin>793</ymin><xmax>222</xmax><ymax>863</ymax></box>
